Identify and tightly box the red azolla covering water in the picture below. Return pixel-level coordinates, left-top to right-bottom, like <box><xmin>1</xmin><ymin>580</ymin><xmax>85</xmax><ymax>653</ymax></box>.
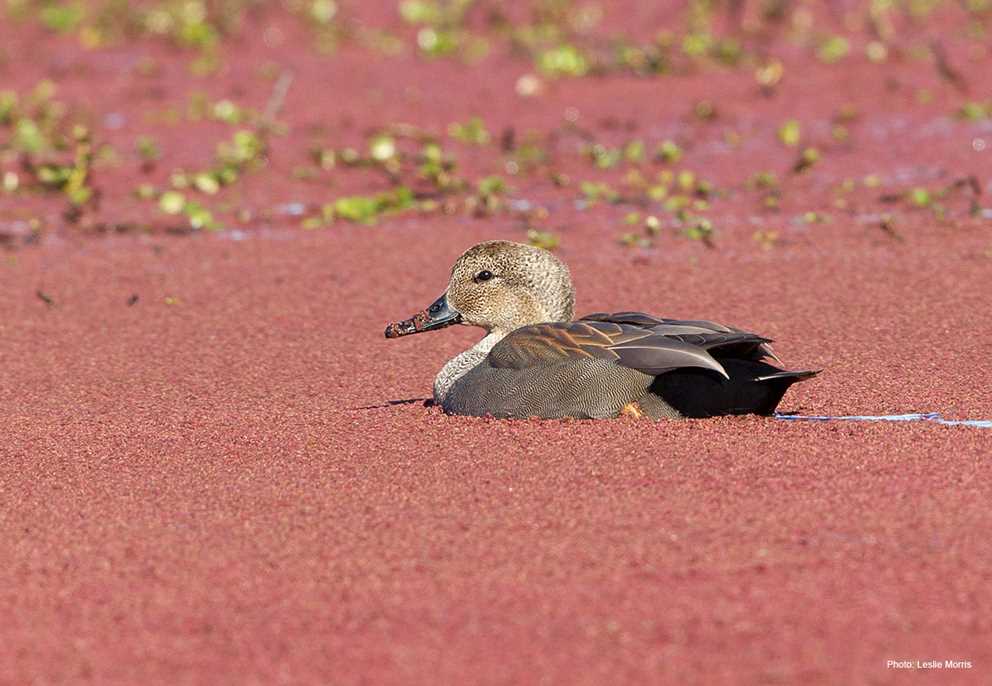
<box><xmin>1</xmin><ymin>2</ymin><xmax>990</xmax><ymax>684</ymax></box>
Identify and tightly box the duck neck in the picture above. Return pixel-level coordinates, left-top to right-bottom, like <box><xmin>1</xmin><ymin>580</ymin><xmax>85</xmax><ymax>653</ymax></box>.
<box><xmin>433</xmin><ymin>331</ymin><xmax>504</xmax><ymax>403</ymax></box>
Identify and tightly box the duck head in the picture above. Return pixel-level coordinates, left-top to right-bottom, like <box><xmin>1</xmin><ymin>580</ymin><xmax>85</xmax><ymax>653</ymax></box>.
<box><xmin>385</xmin><ymin>240</ymin><xmax>575</xmax><ymax>339</ymax></box>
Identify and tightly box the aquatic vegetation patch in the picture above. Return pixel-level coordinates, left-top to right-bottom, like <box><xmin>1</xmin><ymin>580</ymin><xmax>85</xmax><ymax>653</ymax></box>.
<box><xmin>878</xmin><ymin>177</ymin><xmax>983</xmax><ymax>220</ymax></box>
<box><xmin>2</xmin><ymin>0</ymin><xmax>989</xmax><ymax>249</ymax></box>
<box><xmin>0</xmin><ymin>82</ymin><xmax>104</xmax><ymax>224</ymax></box>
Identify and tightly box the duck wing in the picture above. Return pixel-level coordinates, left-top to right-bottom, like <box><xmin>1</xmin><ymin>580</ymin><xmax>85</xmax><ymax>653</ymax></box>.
<box><xmin>488</xmin><ymin>320</ymin><xmax>730</xmax><ymax>378</ymax></box>
<box><xmin>580</xmin><ymin>311</ymin><xmax>780</xmax><ymax>363</ymax></box>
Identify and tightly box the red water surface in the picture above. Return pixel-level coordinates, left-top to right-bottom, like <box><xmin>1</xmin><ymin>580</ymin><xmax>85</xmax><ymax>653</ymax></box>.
<box><xmin>2</xmin><ymin>1</ymin><xmax>991</xmax><ymax>684</ymax></box>
<box><xmin>2</xmin><ymin>220</ymin><xmax>990</xmax><ymax>685</ymax></box>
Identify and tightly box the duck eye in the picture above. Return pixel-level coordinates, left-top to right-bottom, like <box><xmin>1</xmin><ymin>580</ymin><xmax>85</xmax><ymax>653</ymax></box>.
<box><xmin>475</xmin><ymin>270</ymin><xmax>494</xmax><ymax>282</ymax></box>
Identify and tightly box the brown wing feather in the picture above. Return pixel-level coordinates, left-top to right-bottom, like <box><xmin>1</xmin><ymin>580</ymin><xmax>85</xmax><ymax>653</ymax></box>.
<box><xmin>489</xmin><ymin>321</ymin><xmax>728</xmax><ymax>378</ymax></box>
<box><xmin>580</xmin><ymin>311</ymin><xmax>780</xmax><ymax>363</ymax></box>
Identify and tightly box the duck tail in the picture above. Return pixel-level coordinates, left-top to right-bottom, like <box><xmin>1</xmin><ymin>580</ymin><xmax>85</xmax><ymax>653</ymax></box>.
<box><xmin>754</xmin><ymin>369</ymin><xmax>820</xmax><ymax>384</ymax></box>
<box><xmin>650</xmin><ymin>363</ymin><xmax>819</xmax><ymax>418</ymax></box>
<box><xmin>746</xmin><ymin>368</ymin><xmax>819</xmax><ymax>416</ymax></box>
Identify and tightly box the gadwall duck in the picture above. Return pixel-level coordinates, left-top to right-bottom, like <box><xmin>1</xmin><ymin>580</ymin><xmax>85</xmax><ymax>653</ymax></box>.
<box><xmin>385</xmin><ymin>240</ymin><xmax>816</xmax><ymax>419</ymax></box>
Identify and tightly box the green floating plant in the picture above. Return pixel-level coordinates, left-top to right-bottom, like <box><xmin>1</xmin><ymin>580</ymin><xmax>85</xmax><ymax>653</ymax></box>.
<box><xmin>331</xmin><ymin>187</ymin><xmax>415</xmax><ymax>225</ymax></box>
<box><xmin>792</xmin><ymin>147</ymin><xmax>820</xmax><ymax>174</ymax></box>
<box><xmin>778</xmin><ymin>120</ymin><xmax>801</xmax><ymax>148</ymax></box>
<box><xmin>537</xmin><ymin>44</ymin><xmax>589</xmax><ymax>77</ymax></box>
<box><xmin>683</xmin><ymin>216</ymin><xmax>715</xmax><ymax>247</ymax></box>
<box><xmin>817</xmin><ymin>36</ymin><xmax>850</xmax><ymax>64</ymax></box>
<box><xmin>656</xmin><ymin>140</ymin><xmax>682</xmax><ymax>164</ymax></box>
<box><xmin>586</xmin><ymin>144</ymin><xmax>622</xmax><ymax>169</ymax></box>
<box><xmin>448</xmin><ymin>117</ymin><xmax>490</xmax><ymax>145</ymax></box>
<box><xmin>25</xmin><ymin>125</ymin><xmax>98</xmax><ymax>213</ymax></box>
<box><xmin>957</xmin><ymin>101</ymin><xmax>992</xmax><ymax>120</ymax></box>
<box><xmin>526</xmin><ymin>229</ymin><xmax>560</xmax><ymax>251</ymax></box>
<box><xmin>399</xmin><ymin>0</ymin><xmax>483</xmax><ymax>59</ymax></box>
<box><xmin>167</xmin><ymin>129</ymin><xmax>266</xmax><ymax>198</ymax></box>
<box><xmin>579</xmin><ymin>181</ymin><xmax>619</xmax><ymax>204</ymax></box>
<box><xmin>157</xmin><ymin>190</ymin><xmax>218</xmax><ymax>230</ymax></box>
<box><xmin>135</xmin><ymin>135</ymin><xmax>161</xmax><ymax>164</ymax></box>
<box><xmin>38</xmin><ymin>3</ymin><xmax>84</xmax><ymax>33</ymax></box>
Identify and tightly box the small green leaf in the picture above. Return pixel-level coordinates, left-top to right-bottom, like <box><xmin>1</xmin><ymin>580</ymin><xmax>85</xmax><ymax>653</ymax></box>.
<box><xmin>818</xmin><ymin>36</ymin><xmax>850</xmax><ymax>64</ymax></box>
<box><xmin>159</xmin><ymin>191</ymin><xmax>186</xmax><ymax>215</ymax></box>
<box><xmin>526</xmin><ymin>229</ymin><xmax>560</xmax><ymax>251</ymax></box>
<box><xmin>778</xmin><ymin>120</ymin><xmax>801</xmax><ymax>148</ymax></box>
<box><xmin>538</xmin><ymin>45</ymin><xmax>589</xmax><ymax>77</ymax></box>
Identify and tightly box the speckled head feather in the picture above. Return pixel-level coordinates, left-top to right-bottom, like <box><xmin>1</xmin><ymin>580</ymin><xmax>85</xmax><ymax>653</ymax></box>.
<box><xmin>445</xmin><ymin>240</ymin><xmax>574</xmax><ymax>334</ymax></box>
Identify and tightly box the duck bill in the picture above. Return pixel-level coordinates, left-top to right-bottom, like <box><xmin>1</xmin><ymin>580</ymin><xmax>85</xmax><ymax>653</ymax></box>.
<box><xmin>385</xmin><ymin>294</ymin><xmax>463</xmax><ymax>338</ymax></box>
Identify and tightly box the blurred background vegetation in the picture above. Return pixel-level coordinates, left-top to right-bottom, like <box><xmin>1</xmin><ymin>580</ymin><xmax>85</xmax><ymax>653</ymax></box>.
<box><xmin>0</xmin><ymin>0</ymin><xmax>989</xmax><ymax>248</ymax></box>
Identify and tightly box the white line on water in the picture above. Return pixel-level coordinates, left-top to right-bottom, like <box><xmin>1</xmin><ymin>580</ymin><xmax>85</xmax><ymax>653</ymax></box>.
<box><xmin>774</xmin><ymin>413</ymin><xmax>992</xmax><ymax>429</ymax></box>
